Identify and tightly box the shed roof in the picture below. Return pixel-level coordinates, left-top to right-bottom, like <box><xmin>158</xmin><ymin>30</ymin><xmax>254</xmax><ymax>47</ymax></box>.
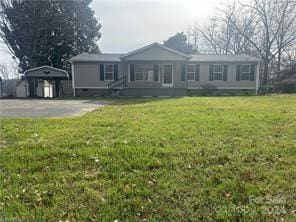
<box><xmin>24</xmin><ymin>66</ymin><xmax>69</xmax><ymax>78</ymax></box>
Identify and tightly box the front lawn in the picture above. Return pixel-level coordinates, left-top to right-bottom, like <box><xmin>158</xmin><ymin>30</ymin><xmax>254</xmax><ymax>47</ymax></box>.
<box><xmin>0</xmin><ymin>95</ymin><xmax>295</xmax><ymax>221</ymax></box>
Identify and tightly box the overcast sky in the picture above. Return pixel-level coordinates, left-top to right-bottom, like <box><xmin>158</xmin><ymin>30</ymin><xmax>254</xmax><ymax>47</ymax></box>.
<box><xmin>0</xmin><ymin>0</ymin><xmax>220</xmax><ymax>66</ymax></box>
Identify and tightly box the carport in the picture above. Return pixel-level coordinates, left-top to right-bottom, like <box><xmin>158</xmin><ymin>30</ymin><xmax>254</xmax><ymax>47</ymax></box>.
<box><xmin>25</xmin><ymin>66</ymin><xmax>70</xmax><ymax>97</ymax></box>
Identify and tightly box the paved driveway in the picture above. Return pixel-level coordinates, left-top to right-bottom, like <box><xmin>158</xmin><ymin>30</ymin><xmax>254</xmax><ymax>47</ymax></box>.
<box><xmin>0</xmin><ymin>99</ymin><xmax>107</xmax><ymax>118</ymax></box>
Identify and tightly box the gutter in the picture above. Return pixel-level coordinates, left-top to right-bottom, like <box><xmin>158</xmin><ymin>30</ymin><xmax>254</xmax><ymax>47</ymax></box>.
<box><xmin>70</xmin><ymin>61</ymin><xmax>76</xmax><ymax>97</ymax></box>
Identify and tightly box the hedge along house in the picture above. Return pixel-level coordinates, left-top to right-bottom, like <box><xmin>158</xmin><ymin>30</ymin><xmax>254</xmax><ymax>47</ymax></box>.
<box><xmin>70</xmin><ymin>42</ymin><xmax>261</xmax><ymax>97</ymax></box>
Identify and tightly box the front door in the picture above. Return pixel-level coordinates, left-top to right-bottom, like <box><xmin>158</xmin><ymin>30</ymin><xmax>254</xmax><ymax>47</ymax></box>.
<box><xmin>162</xmin><ymin>64</ymin><xmax>173</xmax><ymax>87</ymax></box>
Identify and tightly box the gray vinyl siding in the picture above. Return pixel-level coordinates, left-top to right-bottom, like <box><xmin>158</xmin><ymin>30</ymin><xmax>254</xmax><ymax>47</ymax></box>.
<box><xmin>73</xmin><ymin>61</ymin><xmax>257</xmax><ymax>90</ymax></box>
<box><xmin>125</xmin><ymin>62</ymin><xmax>256</xmax><ymax>89</ymax></box>
<box><xmin>122</xmin><ymin>46</ymin><xmax>188</xmax><ymax>61</ymax></box>
<box><xmin>186</xmin><ymin>62</ymin><xmax>257</xmax><ymax>89</ymax></box>
<box><xmin>73</xmin><ymin>62</ymin><xmax>123</xmax><ymax>88</ymax></box>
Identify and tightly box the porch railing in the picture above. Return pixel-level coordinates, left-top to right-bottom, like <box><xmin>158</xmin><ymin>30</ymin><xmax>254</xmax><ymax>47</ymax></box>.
<box><xmin>107</xmin><ymin>76</ymin><xmax>127</xmax><ymax>89</ymax></box>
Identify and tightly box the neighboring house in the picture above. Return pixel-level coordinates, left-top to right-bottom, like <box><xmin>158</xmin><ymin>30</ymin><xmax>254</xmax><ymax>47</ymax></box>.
<box><xmin>70</xmin><ymin>42</ymin><xmax>261</xmax><ymax>97</ymax></box>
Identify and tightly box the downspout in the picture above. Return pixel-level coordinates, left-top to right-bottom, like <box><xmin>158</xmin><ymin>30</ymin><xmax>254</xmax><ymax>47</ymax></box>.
<box><xmin>71</xmin><ymin>61</ymin><xmax>76</xmax><ymax>97</ymax></box>
<box><xmin>255</xmin><ymin>61</ymin><xmax>260</xmax><ymax>95</ymax></box>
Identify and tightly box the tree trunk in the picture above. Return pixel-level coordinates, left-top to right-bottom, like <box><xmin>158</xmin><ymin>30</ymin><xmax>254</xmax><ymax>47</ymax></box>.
<box><xmin>262</xmin><ymin>62</ymin><xmax>269</xmax><ymax>85</ymax></box>
<box><xmin>28</xmin><ymin>78</ymin><xmax>38</xmax><ymax>98</ymax></box>
<box><xmin>277</xmin><ymin>49</ymin><xmax>281</xmax><ymax>72</ymax></box>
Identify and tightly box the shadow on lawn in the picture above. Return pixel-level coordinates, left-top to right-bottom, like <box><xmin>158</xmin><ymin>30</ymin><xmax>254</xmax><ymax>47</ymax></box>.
<box><xmin>77</xmin><ymin>94</ymin><xmax>258</xmax><ymax>106</ymax></box>
<box><xmin>1</xmin><ymin>96</ymin><xmax>183</xmax><ymax>107</ymax></box>
<box><xmin>95</xmin><ymin>97</ymin><xmax>183</xmax><ymax>106</ymax></box>
<box><xmin>28</xmin><ymin>93</ymin><xmax>260</xmax><ymax>106</ymax></box>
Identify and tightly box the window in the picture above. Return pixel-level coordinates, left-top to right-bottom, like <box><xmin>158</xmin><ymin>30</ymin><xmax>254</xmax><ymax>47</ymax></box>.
<box><xmin>186</xmin><ymin>64</ymin><xmax>195</xmax><ymax>81</ymax></box>
<box><xmin>134</xmin><ymin>64</ymin><xmax>154</xmax><ymax>81</ymax></box>
<box><xmin>104</xmin><ymin>64</ymin><xmax>114</xmax><ymax>81</ymax></box>
<box><xmin>213</xmin><ymin>64</ymin><xmax>223</xmax><ymax>80</ymax></box>
<box><xmin>241</xmin><ymin>64</ymin><xmax>251</xmax><ymax>80</ymax></box>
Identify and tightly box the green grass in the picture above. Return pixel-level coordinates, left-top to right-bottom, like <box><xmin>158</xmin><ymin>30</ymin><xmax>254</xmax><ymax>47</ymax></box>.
<box><xmin>0</xmin><ymin>95</ymin><xmax>296</xmax><ymax>221</ymax></box>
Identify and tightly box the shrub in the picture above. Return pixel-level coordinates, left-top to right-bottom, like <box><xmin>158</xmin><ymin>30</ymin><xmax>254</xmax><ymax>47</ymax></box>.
<box><xmin>258</xmin><ymin>84</ymin><xmax>274</xmax><ymax>95</ymax></box>
<box><xmin>274</xmin><ymin>79</ymin><xmax>296</xmax><ymax>93</ymax></box>
<box><xmin>200</xmin><ymin>83</ymin><xmax>218</xmax><ymax>95</ymax></box>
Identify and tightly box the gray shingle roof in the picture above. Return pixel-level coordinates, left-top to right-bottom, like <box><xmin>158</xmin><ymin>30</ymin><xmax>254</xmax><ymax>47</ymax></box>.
<box><xmin>70</xmin><ymin>47</ymin><xmax>260</xmax><ymax>63</ymax></box>
<box><xmin>70</xmin><ymin>53</ymin><xmax>123</xmax><ymax>62</ymax></box>
<box><xmin>189</xmin><ymin>54</ymin><xmax>260</xmax><ymax>62</ymax></box>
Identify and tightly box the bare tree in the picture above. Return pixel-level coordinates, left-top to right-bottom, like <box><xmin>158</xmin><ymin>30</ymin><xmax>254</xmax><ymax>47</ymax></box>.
<box><xmin>281</xmin><ymin>48</ymin><xmax>296</xmax><ymax>70</ymax></box>
<box><xmin>186</xmin><ymin>22</ymin><xmax>200</xmax><ymax>53</ymax></box>
<box><xmin>0</xmin><ymin>63</ymin><xmax>9</xmax><ymax>79</ymax></box>
<box><xmin>229</xmin><ymin>0</ymin><xmax>296</xmax><ymax>84</ymax></box>
<box><xmin>194</xmin><ymin>0</ymin><xmax>296</xmax><ymax>84</ymax></box>
<box><xmin>0</xmin><ymin>62</ymin><xmax>18</xmax><ymax>79</ymax></box>
<box><xmin>0</xmin><ymin>63</ymin><xmax>18</xmax><ymax>96</ymax></box>
<box><xmin>197</xmin><ymin>1</ymin><xmax>256</xmax><ymax>55</ymax></box>
<box><xmin>274</xmin><ymin>0</ymin><xmax>296</xmax><ymax>71</ymax></box>
<box><xmin>199</xmin><ymin>17</ymin><xmax>224</xmax><ymax>54</ymax></box>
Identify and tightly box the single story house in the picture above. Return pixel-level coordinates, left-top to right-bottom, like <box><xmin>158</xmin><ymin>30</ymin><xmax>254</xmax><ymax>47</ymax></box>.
<box><xmin>70</xmin><ymin>42</ymin><xmax>261</xmax><ymax>97</ymax></box>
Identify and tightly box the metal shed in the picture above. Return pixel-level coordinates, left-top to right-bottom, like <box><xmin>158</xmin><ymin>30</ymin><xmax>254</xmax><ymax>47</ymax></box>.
<box><xmin>24</xmin><ymin>66</ymin><xmax>69</xmax><ymax>97</ymax></box>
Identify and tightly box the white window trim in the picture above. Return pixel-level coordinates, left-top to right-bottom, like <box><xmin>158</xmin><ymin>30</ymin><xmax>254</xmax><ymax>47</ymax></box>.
<box><xmin>104</xmin><ymin>64</ymin><xmax>114</xmax><ymax>81</ymax></box>
<box><xmin>186</xmin><ymin>64</ymin><xmax>195</xmax><ymax>81</ymax></box>
<box><xmin>213</xmin><ymin>64</ymin><xmax>223</xmax><ymax>81</ymax></box>
<box><xmin>240</xmin><ymin>64</ymin><xmax>251</xmax><ymax>81</ymax></box>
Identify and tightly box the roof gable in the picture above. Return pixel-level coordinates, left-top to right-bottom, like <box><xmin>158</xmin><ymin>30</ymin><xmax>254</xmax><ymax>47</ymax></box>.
<box><xmin>121</xmin><ymin>42</ymin><xmax>191</xmax><ymax>61</ymax></box>
<box><xmin>24</xmin><ymin>66</ymin><xmax>69</xmax><ymax>78</ymax></box>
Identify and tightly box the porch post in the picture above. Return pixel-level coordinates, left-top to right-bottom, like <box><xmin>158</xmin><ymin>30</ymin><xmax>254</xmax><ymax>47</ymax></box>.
<box><xmin>55</xmin><ymin>79</ymin><xmax>60</xmax><ymax>97</ymax></box>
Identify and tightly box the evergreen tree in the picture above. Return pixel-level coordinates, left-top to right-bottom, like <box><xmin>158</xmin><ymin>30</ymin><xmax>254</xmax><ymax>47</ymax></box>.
<box><xmin>163</xmin><ymin>32</ymin><xmax>196</xmax><ymax>54</ymax></box>
<box><xmin>0</xmin><ymin>0</ymin><xmax>101</xmax><ymax>72</ymax></box>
